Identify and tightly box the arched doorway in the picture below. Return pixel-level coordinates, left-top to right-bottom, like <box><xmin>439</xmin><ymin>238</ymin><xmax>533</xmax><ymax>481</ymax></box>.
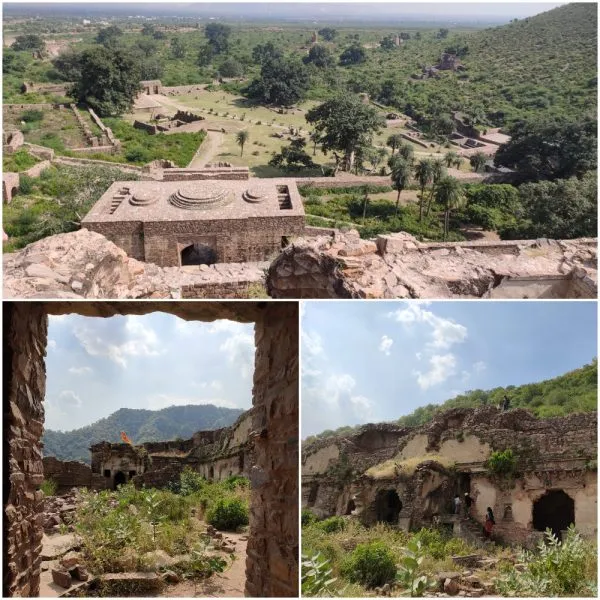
<box><xmin>208</xmin><ymin>466</ymin><xmax>214</xmax><ymax>480</ymax></box>
<box><xmin>533</xmin><ymin>490</ymin><xmax>575</xmax><ymax>539</ymax></box>
<box><xmin>375</xmin><ymin>489</ymin><xmax>402</xmax><ymax>524</ymax></box>
<box><xmin>345</xmin><ymin>499</ymin><xmax>356</xmax><ymax>515</ymax></box>
<box><xmin>180</xmin><ymin>243</ymin><xmax>216</xmax><ymax>266</ymax></box>
<box><xmin>113</xmin><ymin>471</ymin><xmax>127</xmax><ymax>490</ymax></box>
<box><xmin>307</xmin><ymin>483</ymin><xmax>319</xmax><ymax>507</ymax></box>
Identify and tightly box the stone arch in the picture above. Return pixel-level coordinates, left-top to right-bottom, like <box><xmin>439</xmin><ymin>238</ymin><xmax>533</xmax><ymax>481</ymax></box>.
<box><xmin>532</xmin><ymin>490</ymin><xmax>575</xmax><ymax>539</ymax></box>
<box><xmin>180</xmin><ymin>243</ymin><xmax>216</xmax><ymax>266</ymax></box>
<box><xmin>375</xmin><ymin>489</ymin><xmax>402</xmax><ymax>524</ymax></box>
<box><xmin>345</xmin><ymin>499</ymin><xmax>356</xmax><ymax>515</ymax></box>
<box><xmin>113</xmin><ymin>471</ymin><xmax>127</xmax><ymax>489</ymax></box>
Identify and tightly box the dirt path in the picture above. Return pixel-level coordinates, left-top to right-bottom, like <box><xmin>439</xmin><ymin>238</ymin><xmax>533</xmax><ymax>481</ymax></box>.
<box><xmin>161</xmin><ymin>533</ymin><xmax>247</xmax><ymax>598</ymax></box>
<box><xmin>188</xmin><ymin>131</ymin><xmax>224</xmax><ymax>168</ymax></box>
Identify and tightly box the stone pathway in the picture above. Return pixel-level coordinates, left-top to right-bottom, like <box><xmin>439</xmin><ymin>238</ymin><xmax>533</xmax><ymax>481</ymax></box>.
<box><xmin>40</xmin><ymin>533</ymin><xmax>77</xmax><ymax>560</ymax></box>
<box><xmin>188</xmin><ymin>131</ymin><xmax>224</xmax><ymax>168</ymax></box>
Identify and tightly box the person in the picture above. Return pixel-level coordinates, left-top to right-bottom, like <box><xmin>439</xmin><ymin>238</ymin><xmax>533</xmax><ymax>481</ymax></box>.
<box><xmin>502</xmin><ymin>395</ymin><xmax>510</xmax><ymax>411</ymax></box>
<box><xmin>484</xmin><ymin>507</ymin><xmax>495</xmax><ymax>538</ymax></box>
<box><xmin>464</xmin><ymin>492</ymin><xmax>473</xmax><ymax>517</ymax></box>
<box><xmin>453</xmin><ymin>494</ymin><xmax>462</xmax><ymax>515</ymax></box>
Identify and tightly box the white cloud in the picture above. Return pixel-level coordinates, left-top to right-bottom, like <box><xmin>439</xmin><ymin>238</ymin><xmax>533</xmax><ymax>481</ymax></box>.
<box><xmin>219</xmin><ymin>331</ymin><xmax>254</xmax><ymax>379</ymax></box>
<box><xmin>414</xmin><ymin>353</ymin><xmax>457</xmax><ymax>390</ymax></box>
<box><xmin>68</xmin><ymin>366</ymin><xmax>92</xmax><ymax>375</ymax></box>
<box><xmin>47</xmin><ymin>339</ymin><xmax>57</xmax><ymax>349</ymax></box>
<box><xmin>379</xmin><ymin>335</ymin><xmax>394</xmax><ymax>356</ymax></box>
<box><xmin>416</xmin><ymin>352</ymin><xmax>422</xmax><ymax>360</ymax></box>
<box><xmin>193</xmin><ymin>380</ymin><xmax>224</xmax><ymax>392</ymax></box>
<box><xmin>302</xmin><ymin>329</ymin><xmax>324</xmax><ymax>357</ymax></box>
<box><xmin>388</xmin><ymin>304</ymin><xmax>468</xmax><ymax>350</ymax></box>
<box><xmin>473</xmin><ymin>361</ymin><xmax>487</xmax><ymax>373</ymax></box>
<box><xmin>74</xmin><ymin>316</ymin><xmax>162</xmax><ymax>368</ymax></box>
<box><xmin>58</xmin><ymin>390</ymin><xmax>82</xmax><ymax>408</ymax></box>
<box><xmin>146</xmin><ymin>393</ymin><xmax>239</xmax><ymax>411</ymax></box>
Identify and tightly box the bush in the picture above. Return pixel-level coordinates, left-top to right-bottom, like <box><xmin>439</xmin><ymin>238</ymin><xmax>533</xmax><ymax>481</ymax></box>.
<box><xmin>486</xmin><ymin>449</ymin><xmax>517</xmax><ymax>477</ymax></box>
<box><xmin>302</xmin><ymin>552</ymin><xmax>338</xmax><ymax>596</ymax></box>
<box><xmin>3</xmin><ymin>149</ymin><xmax>39</xmax><ymax>172</ymax></box>
<box><xmin>20</xmin><ymin>109</ymin><xmax>44</xmax><ymax>123</ymax></box>
<box><xmin>206</xmin><ymin>497</ymin><xmax>249</xmax><ymax>531</ymax></box>
<box><xmin>341</xmin><ymin>541</ymin><xmax>397</xmax><ymax>588</ymax></box>
<box><xmin>17</xmin><ymin>174</ymin><xmax>34</xmax><ymax>195</ymax></box>
<box><xmin>223</xmin><ymin>475</ymin><xmax>249</xmax><ymax>490</ymax></box>
<box><xmin>40</xmin><ymin>478</ymin><xmax>58</xmax><ymax>496</ymax></box>
<box><xmin>302</xmin><ymin>509</ymin><xmax>318</xmax><ymax>527</ymax></box>
<box><xmin>175</xmin><ymin>467</ymin><xmax>206</xmax><ymax>496</ymax></box>
<box><xmin>318</xmin><ymin>516</ymin><xmax>346</xmax><ymax>534</ymax></box>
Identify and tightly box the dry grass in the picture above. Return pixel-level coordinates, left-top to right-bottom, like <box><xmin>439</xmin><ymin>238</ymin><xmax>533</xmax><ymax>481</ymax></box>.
<box><xmin>366</xmin><ymin>454</ymin><xmax>456</xmax><ymax>479</ymax></box>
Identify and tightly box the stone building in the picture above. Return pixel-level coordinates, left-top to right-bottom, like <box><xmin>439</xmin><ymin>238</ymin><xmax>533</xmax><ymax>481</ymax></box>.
<box><xmin>81</xmin><ymin>179</ymin><xmax>306</xmax><ymax>267</ymax></box>
<box><xmin>302</xmin><ymin>407</ymin><xmax>597</xmax><ymax>548</ymax></box>
<box><xmin>4</xmin><ymin>301</ymin><xmax>298</xmax><ymax>597</ymax></box>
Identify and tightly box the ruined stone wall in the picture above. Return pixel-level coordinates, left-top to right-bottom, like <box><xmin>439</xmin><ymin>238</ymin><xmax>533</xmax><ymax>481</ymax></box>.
<box><xmin>3</xmin><ymin>303</ymin><xmax>46</xmax><ymax>598</ymax></box>
<box><xmin>161</xmin><ymin>167</ymin><xmax>249</xmax><ymax>181</ymax></box>
<box><xmin>245</xmin><ymin>303</ymin><xmax>299</xmax><ymax>597</ymax></box>
<box><xmin>3</xmin><ymin>173</ymin><xmax>20</xmax><ymax>205</ymax></box>
<box><xmin>41</xmin><ymin>457</ymin><xmax>92</xmax><ymax>492</ymax></box>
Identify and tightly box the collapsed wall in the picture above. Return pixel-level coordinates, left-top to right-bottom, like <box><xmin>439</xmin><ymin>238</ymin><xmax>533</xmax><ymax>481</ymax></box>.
<box><xmin>303</xmin><ymin>407</ymin><xmax>597</xmax><ymax>547</ymax></box>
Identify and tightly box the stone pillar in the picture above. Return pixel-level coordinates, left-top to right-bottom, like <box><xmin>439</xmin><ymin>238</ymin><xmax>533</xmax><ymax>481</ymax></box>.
<box><xmin>245</xmin><ymin>302</ymin><xmax>299</xmax><ymax>597</ymax></box>
<box><xmin>3</xmin><ymin>303</ymin><xmax>47</xmax><ymax>597</ymax></box>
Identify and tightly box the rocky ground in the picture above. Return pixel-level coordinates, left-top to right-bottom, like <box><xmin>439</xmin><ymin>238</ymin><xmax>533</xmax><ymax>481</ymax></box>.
<box><xmin>38</xmin><ymin>491</ymin><xmax>248</xmax><ymax>598</ymax></box>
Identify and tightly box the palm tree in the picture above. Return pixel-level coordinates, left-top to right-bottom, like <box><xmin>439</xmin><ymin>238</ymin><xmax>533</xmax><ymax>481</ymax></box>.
<box><xmin>453</xmin><ymin>155</ymin><xmax>464</xmax><ymax>170</ymax></box>
<box><xmin>361</xmin><ymin>185</ymin><xmax>370</xmax><ymax>222</ymax></box>
<box><xmin>397</xmin><ymin>142</ymin><xmax>414</xmax><ymax>164</ymax></box>
<box><xmin>390</xmin><ymin>157</ymin><xmax>412</xmax><ymax>216</ymax></box>
<box><xmin>469</xmin><ymin>151</ymin><xmax>488</xmax><ymax>173</ymax></box>
<box><xmin>413</xmin><ymin>159</ymin><xmax>434</xmax><ymax>221</ymax></box>
<box><xmin>236</xmin><ymin>130</ymin><xmax>249</xmax><ymax>156</ymax></box>
<box><xmin>444</xmin><ymin>150</ymin><xmax>459</xmax><ymax>168</ymax></box>
<box><xmin>309</xmin><ymin>130</ymin><xmax>320</xmax><ymax>156</ymax></box>
<box><xmin>425</xmin><ymin>158</ymin><xmax>447</xmax><ymax>217</ymax></box>
<box><xmin>434</xmin><ymin>176</ymin><xmax>466</xmax><ymax>240</ymax></box>
<box><xmin>386</xmin><ymin>133</ymin><xmax>404</xmax><ymax>155</ymax></box>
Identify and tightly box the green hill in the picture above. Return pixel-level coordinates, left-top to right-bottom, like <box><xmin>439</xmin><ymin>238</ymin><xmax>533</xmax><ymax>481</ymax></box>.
<box><xmin>43</xmin><ymin>404</ymin><xmax>245</xmax><ymax>464</ymax></box>
<box><xmin>306</xmin><ymin>360</ymin><xmax>597</xmax><ymax>443</ymax></box>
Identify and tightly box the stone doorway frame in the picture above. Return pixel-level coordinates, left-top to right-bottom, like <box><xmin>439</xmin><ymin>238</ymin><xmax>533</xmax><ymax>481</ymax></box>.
<box><xmin>3</xmin><ymin>301</ymin><xmax>299</xmax><ymax>597</ymax></box>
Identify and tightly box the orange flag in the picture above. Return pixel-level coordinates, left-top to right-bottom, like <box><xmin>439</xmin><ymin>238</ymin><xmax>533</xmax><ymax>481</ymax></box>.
<box><xmin>120</xmin><ymin>431</ymin><xmax>132</xmax><ymax>445</ymax></box>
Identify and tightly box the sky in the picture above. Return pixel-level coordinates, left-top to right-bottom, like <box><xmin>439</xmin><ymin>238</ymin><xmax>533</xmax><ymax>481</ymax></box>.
<box><xmin>301</xmin><ymin>301</ymin><xmax>597</xmax><ymax>437</ymax></box>
<box><xmin>3</xmin><ymin>2</ymin><xmax>568</xmax><ymax>24</ymax></box>
<box><xmin>45</xmin><ymin>313</ymin><xmax>255</xmax><ymax>431</ymax></box>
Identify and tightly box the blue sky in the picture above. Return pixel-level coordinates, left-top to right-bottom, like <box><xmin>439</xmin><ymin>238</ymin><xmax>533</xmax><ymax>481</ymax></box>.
<box><xmin>301</xmin><ymin>301</ymin><xmax>597</xmax><ymax>437</ymax></box>
<box><xmin>46</xmin><ymin>313</ymin><xmax>255</xmax><ymax>431</ymax></box>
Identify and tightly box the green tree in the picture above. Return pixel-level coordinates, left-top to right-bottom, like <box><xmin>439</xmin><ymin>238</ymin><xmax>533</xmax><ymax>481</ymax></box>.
<box><xmin>197</xmin><ymin>44</ymin><xmax>214</xmax><ymax>67</ymax></box>
<box><xmin>340</xmin><ymin>43</ymin><xmax>367</xmax><ymax>66</ymax></box>
<box><xmin>444</xmin><ymin>150</ymin><xmax>460</xmax><ymax>168</ymax></box>
<box><xmin>380</xmin><ymin>36</ymin><xmax>396</xmax><ymax>50</ymax></box>
<box><xmin>251</xmin><ymin>42</ymin><xmax>282</xmax><ymax>66</ymax></box>
<box><xmin>70</xmin><ymin>47</ymin><xmax>141</xmax><ymax>116</ymax></box>
<box><xmin>52</xmin><ymin>49</ymin><xmax>82</xmax><ymax>81</ymax></box>
<box><xmin>425</xmin><ymin>158</ymin><xmax>447</xmax><ymax>216</ymax></box>
<box><xmin>386</xmin><ymin>133</ymin><xmax>404</xmax><ymax>155</ymax></box>
<box><xmin>141</xmin><ymin>24</ymin><xmax>155</xmax><ymax>36</ymax></box>
<box><xmin>204</xmin><ymin>23</ymin><xmax>231</xmax><ymax>54</ymax></box>
<box><xmin>495</xmin><ymin>118</ymin><xmax>597</xmax><ymax>182</ymax></box>
<box><xmin>397</xmin><ymin>142</ymin><xmax>415</xmax><ymax>163</ymax></box>
<box><xmin>435</xmin><ymin>176</ymin><xmax>466</xmax><ymax>240</ymax></box>
<box><xmin>269</xmin><ymin>138</ymin><xmax>315</xmax><ymax>170</ymax></box>
<box><xmin>469</xmin><ymin>151</ymin><xmax>488</xmax><ymax>173</ymax></box>
<box><xmin>135</xmin><ymin>38</ymin><xmax>158</xmax><ymax>58</ymax></box>
<box><xmin>219</xmin><ymin>58</ymin><xmax>244</xmax><ymax>78</ymax></box>
<box><xmin>414</xmin><ymin>159</ymin><xmax>434</xmax><ymax>221</ymax></box>
<box><xmin>96</xmin><ymin>25</ymin><xmax>123</xmax><ymax>47</ymax></box>
<box><xmin>236</xmin><ymin>130</ymin><xmax>249</xmax><ymax>156</ymax></box>
<box><xmin>245</xmin><ymin>56</ymin><xmax>309</xmax><ymax>106</ymax></box>
<box><xmin>318</xmin><ymin>27</ymin><xmax>337</xmax><ymax>41</ymax></box>
<box><xmin>11</xmin><ymin>34</ymin><xmax>45</xmax><ymax>52</ymax></box>
<box><xmin>306</xmin><ymin>95</ymin><xmax>386</xmax><ymax>172</ymax></box>
<box><xmin>389</xmin><ymin>156</ymin><xmax>412</xmax><ymax>215</ymax></box>
<box><xmin>170</xmin><ymin>37</ymin><xmax>186</xmax><ymax>59</ymax></box>
<box><xmin>303</xmin><ymin>44</ymin><xmax>335</xmax><ymax>69</ymax></box>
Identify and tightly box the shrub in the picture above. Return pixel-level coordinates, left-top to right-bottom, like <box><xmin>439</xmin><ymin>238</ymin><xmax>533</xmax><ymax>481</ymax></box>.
<box><xmin>206</xmin><ymin>497</ymin><xmax>249</xmax><ymax>531</ymax></box>
<box><xmin>17</xmin><ymin>174</ymin><xmax>34</xmax><ymax>195</ymax></box>
<box><xmin>302</xmin><ymin>552</ymin><xmax>338</xmax><ymax>596</ymax></box>
<box><xmin>176</xmin><ymin>467</ymin><xmax>206</xmax><ymax>496</ymax></box>
<box><xmin>341</xmin><ymin>541</ymin><xmax>397</xmax><ymax>588</ymax></box>
<box><xmin>302</xmin><ymin>509</ymin><xmax>318</xmax><ymax>527</ymax></box>
<box><xmin>20</xmin><ymin>109</ymin><xmax>44</xmax><ymax>123</ymax></box>
<box><xmin>223</xmin><ymin>475</ymin><xmax>249</xmax><ymax>490</ymax></box>
<box><xmin>40</xmin><ymin>478</ymin><xmax>58</xmax><ymax>496</ymax></box>
<box><xmin>125</xmin><ymin>145</ymin><xmax>151</xmax><ymax>163</ymax></box>
<box><xmin>486</xmin><ymin>449</ymin><xmax>517</xmax><ymax>477</ymax></box>
<box><xmin>318</xmin><ymin>516</ymin><xmax>346</xmax><ymax>534</ymax></box>
<box><xmin>396</xmin><ymin>539</ymin><xmax>436</xmax><ymax>597</ymax></box>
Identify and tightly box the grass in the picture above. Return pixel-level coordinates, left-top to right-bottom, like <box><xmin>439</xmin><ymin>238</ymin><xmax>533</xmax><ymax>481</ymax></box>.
<box><xmin>365</xmin><ymin>454</ymin><xmax>456</xmax><ymax>479</ymax></box>
<box><xmin>2</xmin><ymin>149</ymin><xmax>39</xmax><ymax>172</ymax></box>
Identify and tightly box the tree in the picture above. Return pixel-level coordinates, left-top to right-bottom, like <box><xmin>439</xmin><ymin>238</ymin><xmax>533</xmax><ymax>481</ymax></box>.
<box><xmin>52</xmin><ymin>49</ymin><xmax>82</xmax><ymax>81</ymax></box>
<box><xmin>96</xmin><ymin>25</ymin><xmax>123</xmax><ymax>47</ymax></box>
<box><xmin>318</xmin><ymin>27</ymin><xmax>337</xmax><ymax>41</ymax></box>
<box><xmin>386</xmin><ymin>133</ymin><xmax>404</xmax><ymax>155</ymax></box>
<box><xmin>252</xmin><ymin>42</ymin><xmax>282</xmax><ymax>66</ymax></box>
<box><xmin>426</xmin><ymin>158</ymin><xmax>447</xmax><ymax>216</ymax></box>
<box><xmin>309</xmin><ymin>130</ymin><xmax>320</xmax><ymax>156</ymax></box>
<box><xmin>380</xmin><ymin>36</ymin><xmax>396</xmax><ymax>50</ymax></box>
<box><xmin>245</xmin><ymin>56</ymin><xmax>309</xmax><ymax>106</ymax></box>
<box><xmin>494</xmin><ymin>118</ymin><xmax>597</xmax><ymax>182</ymax></box>
<box><xmin>303</xmin><ymin>44</ymin><xmax>335</xmax><ymax>69</ymax></box>
<box><xmin>340</xmin><ymin>43</ymin><xmax>366</xmax><ymax>66</ymax></box>
<box><xmin>70</xmin><ymin>47</ymin><xmax>141</xmax><ymax>116</ymax></box>
<box><xmin>414</xmin><ymin>159</ymin><xmax>434</xmax><ymax>220</ymax></box>
<box><xmin>444</xmin><ymin>150</ymin><xmax>460</xmax><ymax>168</ymax></box>
<box><xmin>437</xmin><ymin>28</ymin><xmax>450</xmax><ymax>39</ymax></box>
<box><xmin>434</xmin><ymin>176</ymin><xmax>466</xmax><ymax>240</ymax></box>
<box><xmin>469</xmin><ymin>151</ymin><xmax>488</xmax><ymax>173</ymax></box>
<box><xmin>135</xmin><ymin>38</ymin><xmax>158</xmax><ymax>58</ymax></box>
<box><xmin>141</xmin><ymin>24</ymin><xmax>155</xmax><ymax>36</ymax></box>
<box><xmin>269</xmin><ymin>138</ymin><xmax>315</xmax><ymax>170</ymax></box>
<box><xmin>11</xmin><ymin>34</ymin><xmax>45</xmax><ymax>52</ymax></box>
<box><xmin>306</xmin><ymin>95</ymin><xmax>386</xmax><ymax>172</ymax></box>
<box><xmin>204</xmin><ymin>23</ymin><xmax>231</xmax><ymax>54</ymax></box>
<box><xmin>236</xmin><ymin>130</ymin><xmax>249</xmax><ymax>156</ymax></box>
<box><xmin>397</xmin><ymin>142</ymin><xmax>414</xmax><ymax>163</ymax></box>
<box><xmin>171</xmin><ymin>37</ymin><xmax>186</xmax><ymax>59</ymax></box>
<box><xmin>197</xmin><ymin>44</ymin><xmax>214</xmax><ymax>67</ymax></box>
<box><xmin>389</xmin><ymin>157</ymin><xmax>412</xmax><ymax>215</ymax></box>
<box><xmin>219</xmin><ymin>58</ymin><xmax>244</xmax><ymax>78</ymax></box>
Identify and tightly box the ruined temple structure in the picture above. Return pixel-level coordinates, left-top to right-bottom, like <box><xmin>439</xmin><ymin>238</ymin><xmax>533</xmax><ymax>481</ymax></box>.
<box><xmin>302</xmin><ymin>407</ymin><xmax>597</xmax><ymax>548</ymax></box>
<box><xmin>4</xmin><ymin>302</ymin><xmax>298</xmax><ymax>597</ymax></box>
<box><xmin>82</xmin><ymin>179</ymin><xmax>306</xmax><ymax>267</ymax></box>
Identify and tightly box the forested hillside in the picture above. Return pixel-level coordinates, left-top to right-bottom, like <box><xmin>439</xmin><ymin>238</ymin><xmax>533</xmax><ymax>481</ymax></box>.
<box><xmin>43</xmin><ymin>404</ymin><xmax>245</xmax><ymax>463</ymax></box>
<box><xmin>305</xmin><ymin>360</ymin><xmax>597</xmax><ymax>444</ymax></box>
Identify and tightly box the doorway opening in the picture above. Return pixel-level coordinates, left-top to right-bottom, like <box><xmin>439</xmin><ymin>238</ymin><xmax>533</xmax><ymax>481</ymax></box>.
<box><xmin>375</xmin><ymin>489</ymin><xmax>402</xmax><ymax>524</ymax></box>
<box><xmin>180</xmin><ymin>243</ymin><xmax>216</xmax><ymax>266</ymax></box>
<box><xmin>532</xmin><ymin>490</ymin><xmax>575</xmax><ymax>539</ymax></box>
<box><xmin>113</xmin><ymin>471</ymin><xmax>127</xmax><ymax>489</ymax></box>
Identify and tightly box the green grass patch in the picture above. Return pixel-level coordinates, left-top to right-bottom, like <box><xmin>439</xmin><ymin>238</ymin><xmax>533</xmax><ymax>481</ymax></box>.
<box><xmin>2</xmin><ymin>149</ymin><xmax>39</xmax><ymax>172</ymax></box>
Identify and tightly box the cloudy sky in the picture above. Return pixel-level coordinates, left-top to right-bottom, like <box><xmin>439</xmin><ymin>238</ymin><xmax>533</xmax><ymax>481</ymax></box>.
<box><xmin>46</xmin><ymin>313</ymin><xmax>255</xmax><ymax>431</ymax></box>
<box><xmin>301</xmin><ymin>301</ymin><xmax>597</xmax><ymax>437</ymax></box>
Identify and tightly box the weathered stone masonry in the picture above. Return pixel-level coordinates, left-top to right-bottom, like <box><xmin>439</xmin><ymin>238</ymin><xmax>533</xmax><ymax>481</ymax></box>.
<box><xmin>4</xmin><ymin>301</ymin><xmax>298</xmax><ymax>598</ymax></box>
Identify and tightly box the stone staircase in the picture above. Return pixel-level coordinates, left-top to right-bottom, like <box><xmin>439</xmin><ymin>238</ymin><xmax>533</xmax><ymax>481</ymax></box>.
<box><xmin>455</xmin><ymin>516</ymin><xmax>496</xmax><ymax>550</ymax></box>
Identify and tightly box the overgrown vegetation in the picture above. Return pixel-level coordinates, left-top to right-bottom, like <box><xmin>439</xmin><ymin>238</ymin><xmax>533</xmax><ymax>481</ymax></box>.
<box><xmin>40</xmin><ymin>478</ymin><xmax>58</xmax><ymax>496</ymax></box>
<box><xmin>2</xmin><ymin>149</ymin><xmax>39</xmax><ymax>172</ymax></box>
<box><xmin>486</xmin><ymin>449</ymin><xmax>518</xmax><ymax>477</ymax></box>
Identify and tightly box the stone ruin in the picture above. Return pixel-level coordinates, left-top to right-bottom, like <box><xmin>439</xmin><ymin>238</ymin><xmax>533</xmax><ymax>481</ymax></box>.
<box><xmin>302</xmin><ymin>407</ymin><xmax>597</xmax><ymax>548</ymax></box>
<box><xmin>133</xmin><ymin>110</ymin><xmax>205</xmax><ymax>135</ymax></box>
<box><xmin>4</xmin><ymin>301</ymin><xmax>298</xmax><ymax>597</ymax></box>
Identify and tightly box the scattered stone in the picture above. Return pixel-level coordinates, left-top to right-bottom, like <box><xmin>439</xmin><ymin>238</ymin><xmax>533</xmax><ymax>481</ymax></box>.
<box><xmin>70</xmin><ymin>565</ymin><xmax>89</xmax><ymax>582</ymax></box>
<box><xmin>444</xmin><ymin>578</ymin><xmax>459</xmax><ymax>596</ymax></box>
<box><xmin>51</xmin><ymin>568</ymin><xmax>72</xmax><ymax>589</ymax></box>
<box><xmin>161</xmin><ymin>570</ymin><xmax>181</xmax><ymax>584</ymax></box>
<box><xmin>60</xmin><ymin>551</ymin><xmax>81</xmax><ymax>569</ymax></box>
